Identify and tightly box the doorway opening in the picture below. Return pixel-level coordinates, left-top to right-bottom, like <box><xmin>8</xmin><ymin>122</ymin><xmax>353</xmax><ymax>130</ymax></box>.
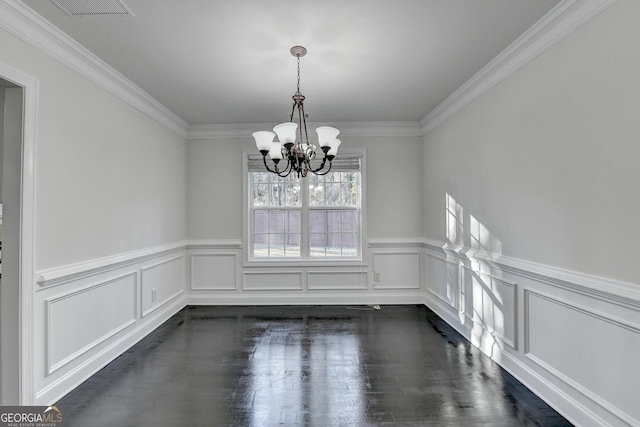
<box><xmin>0</xmin><ymin>65</ymin><xmax>37</xmax><ymax>405</ymax></box>
<box><xmin>0</xmin><ymin>77</ymin><xmax>24</xmax><ymax>405</ymax></box>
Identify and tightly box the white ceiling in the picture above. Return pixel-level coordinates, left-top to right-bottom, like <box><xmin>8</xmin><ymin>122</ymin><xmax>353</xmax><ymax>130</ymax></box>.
<box><xmin>21</xmin><ymin>0</ymin><xmax>561</xmax><ymax>126</ymax></box>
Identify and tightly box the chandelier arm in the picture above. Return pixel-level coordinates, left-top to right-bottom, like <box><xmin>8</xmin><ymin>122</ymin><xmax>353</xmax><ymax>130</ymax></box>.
<box><xmin>262</xmin><ymin>155</ymin><xmax>292</xmax><ymax>178</ymax></box>
<box><xmin>311</xmin><ymin>156</ymin><xmax>333</xmax><ymax>175</ymax></box>
<box><xmin>261</xmin><ymin>155</ymin><xmax>278</xmax><ymax>174</ymax></box>
<box><xmin>278</xmin><ymin>167</ymin><xmax>293</xmax><ymax>178</ymax></box>
<box><xmin>278</xmin><ymin>155</ymin><xmax>294</xmax><ymax>178</ymax></box>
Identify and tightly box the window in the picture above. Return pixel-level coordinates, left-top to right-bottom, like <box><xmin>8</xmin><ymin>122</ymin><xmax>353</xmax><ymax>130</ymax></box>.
<box><xmin>246</xmin><ymin>152</ymin><xmax>364</xmax><ymax>261</ymax></box>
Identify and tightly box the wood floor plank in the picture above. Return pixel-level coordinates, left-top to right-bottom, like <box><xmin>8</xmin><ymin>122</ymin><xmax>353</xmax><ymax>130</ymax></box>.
<box><xmin>56</xmin><ymin>305</ymin><xmax>572</xmax><ymax>426</ymax></box>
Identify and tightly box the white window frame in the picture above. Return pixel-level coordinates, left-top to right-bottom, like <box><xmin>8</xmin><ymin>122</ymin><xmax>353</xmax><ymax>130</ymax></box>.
<box><xmin>242</xmin><ymin>148</ymin><xmax>367</xmax><ymax>267</ymax></box>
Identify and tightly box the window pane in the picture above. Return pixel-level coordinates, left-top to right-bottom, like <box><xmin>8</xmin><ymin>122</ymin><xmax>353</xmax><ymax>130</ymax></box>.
<box><xmin>327</xmin><ymin>210</ymin><xmax>341</xmax><ymax>232</ymax></box>
<box><xmin>270</xmin><ymin>183</ymin><xmax>284</xmax><ymax>206</ymax></box>
<box><xmin>253</xmin><ymin>184</ymin><xmax>268</xmax><ymax>206</ymax></box>
<box><xmin>309</xmin><ymin>181</ymin><xmax>324</xmax><ymax>206</ymax></box>
<box><xmin>269</xmin><ymin>210</ymin><xmax>284</xmax><ymax>233</ymax></box>
<box><xmin>250</xmin><ymin>163</ymin><xmax>361</xmax><ymax>259</ymax></box>
<box><xmin>342</xmin><ymin>210</ymin><xmax>357</xmax><ymax>232</ymax></box>
<box><xmin>285</xmin><ymin>180</ymin><xmax>301</xmax><ymax>206</ymax></box>
<box><xmin>254</xmin><ymin>172</ymin><xmax>270</xmax><ymax>184</ymax></box>
<box><xmin>307</xmin><ymin>172</ymin><xmax>361</xmax><ymax>207</ymax></box>
<box><xmin>309</xmin><ymin>210</ymin><xmax>326</xmax><ymax>233</ymax></box>
<box><xmin>269</xmin><ymin>234</ymin><xmax>284</xmax><ymax>257</ymax></box>
<box><xmin>310</xmin><ymin>233</ymin><xmax>326</xmax><ymax>256</ymax></box>
<box><xmin>342</xmin><ymin>233</ymin><xmax>358</xmax><ymax>256</ymax></box>
<box><xmin>287</xmin><ymin>210</ymin><xmax>300</xmax><ymax>233</ymax></box>
<box><xmin>285</xmin><ymin>233</ymin><xmax>300</xmax><ymax>257</ymax></box>
<box><xmin>253</xmin><ymin>208</ymin><xmax>269</xmax><ymax>257</ymax></box>
<box><xmin>326</xmin><ymin>183</ymin><xmax>340</xmax><ymax>205</ymax></box>
<box><xmin>327</xmin><ymin>233</ymin><xmax>341</xmax><ymax>255</ymax></box>
<box><xmin>252</xmin><ymin>208</ymin><xmax>301</xmax><ymax>258</ymax></box>
<box><xmin>251</xmin><ymin>172</ymin><xmax>300</xmax><ymax>208</ymax></box>
<box><xmin>253</xmin><ymin>210</ymin><xmax>268</xmax><ymax>232</ymax></box>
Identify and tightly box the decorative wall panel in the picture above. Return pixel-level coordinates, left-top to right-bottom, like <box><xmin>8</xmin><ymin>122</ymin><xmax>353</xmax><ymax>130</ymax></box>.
<box><xmin>45</xmin><ymin>273</ymin><xmax>137</xmax><ymax>374</ymax></box>
<box><xmin>425</xmin><ymin>253</ymin><xmax>458</xmax><ymax>310</ymax></box>
<box><xmin>191</xmin><ymin>253</ymin><xmax>238</xmax><ymax>290</ymax></box>
<box><xmin>141</xmin><ymin>255</ymin><xmax>185</xmax><ymax>317</ymax></box>
<box><xmin>307</xmin><ymin>271</ymin><xmax>368</xmax><ymax>290</ymax></box>
<box><xmin>243</xmin><ymin>271</ymin><xmax>303</xmax><ymax>291</ymax></box>
<box><xmin>372</xmin><ymin>252</ymin><xmax>420</xmax><ymax>289</ymax></box>
<box><xmin>525</xmin><ymin>291</ymin><xmax>640</xmax><ymax>426</ymax></box>
<box><xmin>463</xmin><ymin>266</ymin><xmax>517</xmax><ymax>349</ymax></box>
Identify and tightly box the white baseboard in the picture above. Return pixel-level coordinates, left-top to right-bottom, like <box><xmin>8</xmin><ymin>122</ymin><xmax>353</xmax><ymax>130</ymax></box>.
<box><xmin>188</xmin><ymin>292</ymin><xmax>425</xmax><ymax>306</ymax></box>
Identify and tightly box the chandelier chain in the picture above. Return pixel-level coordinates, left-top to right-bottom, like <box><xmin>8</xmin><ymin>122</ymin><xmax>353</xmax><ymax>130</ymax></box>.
<box><xmin>296</xmin><ymin>55</ymin><xmax>301</xmax><ymax>95</ymax></box>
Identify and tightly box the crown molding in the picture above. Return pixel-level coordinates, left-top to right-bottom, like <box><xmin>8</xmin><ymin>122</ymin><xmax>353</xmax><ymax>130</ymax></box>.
<box><xmin>187</xmin><ymin>121</ymin><xmax>423</xmax><ymax>140</ymax></box>
<box><xmin>1</xmin><ymin>0</ymin><xmax>616</xmax><ymax>140</ymax></box>
<box><xmin>0</xmin><ymin>0</ymin><xmax>189</xmax><ymax>138</ymax></box>
<box><xmin>421</xmin><ymin>0</ymin><xmax>619</xmax><ymax>135</ymax></box>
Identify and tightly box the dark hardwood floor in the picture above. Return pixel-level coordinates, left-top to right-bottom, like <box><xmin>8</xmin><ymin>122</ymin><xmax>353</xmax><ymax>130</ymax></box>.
<box><xmin>56</xmin><ymin>305</ymin><xmax>572</xmax><ymax>426</ymax></box>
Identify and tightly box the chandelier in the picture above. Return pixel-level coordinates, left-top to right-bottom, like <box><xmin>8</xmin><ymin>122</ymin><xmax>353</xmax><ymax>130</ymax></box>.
<box><xmin>252</xmin><ymin>46</ymin><xmax>341</xmax><ymax>178</ymax></box>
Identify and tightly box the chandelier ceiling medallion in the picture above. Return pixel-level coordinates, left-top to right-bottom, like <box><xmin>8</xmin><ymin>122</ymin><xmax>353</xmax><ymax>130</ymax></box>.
<box><xmin>252</xmin><ymin>46</ymin><xmax>341</xmax><ymax>178</ymax></box>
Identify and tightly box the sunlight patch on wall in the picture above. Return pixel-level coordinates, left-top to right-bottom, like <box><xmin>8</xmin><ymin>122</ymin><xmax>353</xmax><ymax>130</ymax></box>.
<box><xmin>443</xmin><ymin>193</ymin><xmax>509</xmax><ymax>362</ymax></box>
<box><xmin>445</xmin><ymin>193</ymin><xmax>464</xmax><ymax>249</ymax></box>
<box><xmin>445</xmin><ymin>193</ymin><xmax>464</xmax><ymax>310</ymax></box>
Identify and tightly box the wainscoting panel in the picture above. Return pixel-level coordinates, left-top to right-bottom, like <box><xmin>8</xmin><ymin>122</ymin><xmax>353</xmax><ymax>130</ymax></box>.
<box><xmin>525</xmin><ymin>290</ymin><xmax>640</xmax><ymax>426</ymax></box>
<box><xmin>307</xmin><ymin>270</ymin><xmax>368</xmax><ymax>290</ymax></box>
<box><xmin>45</xmin><ymin>273</ymin><xmax>137</xmax><ymax>375</ymax></box>
<box><xmin>141</xmin><ymin>255</ymin><xmax>185</xmax><ymax>317</ymax></box>
<box><xmin>371</xmin><ymin>251</ymin><xmax>420</xmax><ymax>289</ymax></box>
<box><xmin>187</xmin><ymin>239</ymin><xmax>424</xmax><ymax>305</ymax></box>
<box><xmin>423</xmin><ymin>239</ymin><xmax>640</xmax><ymax>427</ymax></box>
<box><xmin>243</xmin><ymin>271</ymin><xmax>303</xmax><ymax>291</ymax></box>
<box><xmin>33</xmin><ymin>242</ymin><xmax>188</xmax><ymax>406</ymax></box>
<box><xmin>463</xmin><ymin>266</ymin><xmax>517</xmax><ymax>350</ymax></box>
<box><xmin>425</xmin><ymin>253</ymin><xmax>458</xmax><ymax>311</ymax></box>
<box><xmin>190</xmin><ymin>253</ymin><xmax>238</xmax><ymax>291</ymax></box>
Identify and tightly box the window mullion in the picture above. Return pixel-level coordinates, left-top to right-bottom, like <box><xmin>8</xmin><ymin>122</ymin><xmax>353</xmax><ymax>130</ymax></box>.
<box><xmin>300</xmin><ymin>176</ymin><xmax>309</xmax><ymax>258</ymax></box>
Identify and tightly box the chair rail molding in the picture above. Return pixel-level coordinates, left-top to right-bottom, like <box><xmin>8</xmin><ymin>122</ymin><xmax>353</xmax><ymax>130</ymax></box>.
<box><xmin>36</xmin><ymin>240</ymin><xmax>188</xmax><ymax>289</ymax></box>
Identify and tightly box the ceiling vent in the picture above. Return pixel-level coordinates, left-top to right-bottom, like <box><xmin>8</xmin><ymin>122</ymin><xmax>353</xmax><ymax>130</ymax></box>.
<box><xmin>49</xmin><ymin>0</ymin><xmax>134</xmax><ymax>16</ymax></box>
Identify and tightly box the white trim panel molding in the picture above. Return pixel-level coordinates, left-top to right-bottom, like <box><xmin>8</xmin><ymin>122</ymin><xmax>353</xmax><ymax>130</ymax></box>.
<box><xmin>45</xmin><ymin>272</ymin><xmax>138</xmax><ymax>375</ymax></box>
<box><xmin>423</xmin><ymin>238</ymin><xmax>640</xmax><ymax>427</ymax></box>
<box><xmin>33</xmin><ymin>242</ymin><xmax>188</xmax><ymax>405</ymax></box>
<box><xmin>186</xmin><ymin>238</ymin><xmax>424</xmax><ymax>305</ymax></box>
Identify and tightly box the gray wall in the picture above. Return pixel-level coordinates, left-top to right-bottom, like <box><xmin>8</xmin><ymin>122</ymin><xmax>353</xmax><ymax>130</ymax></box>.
<box><xmin>187</xmin><ymin>135</ymin><xmax>424</xmax><ymax>240</ymax></box>
<box><xmin>0</xmin><ymin>27</ymin><xmax>188</xmax><ymax>271</ymax></box>
<box><xmin>422</xmin><ymin>0</ymin><xmax>640</xmax><ymax>284</ymax></box>
<box><xmin>0</xmin><ymin>23</ymin><xmax>188</xmax><ymax>404</ymax></box>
